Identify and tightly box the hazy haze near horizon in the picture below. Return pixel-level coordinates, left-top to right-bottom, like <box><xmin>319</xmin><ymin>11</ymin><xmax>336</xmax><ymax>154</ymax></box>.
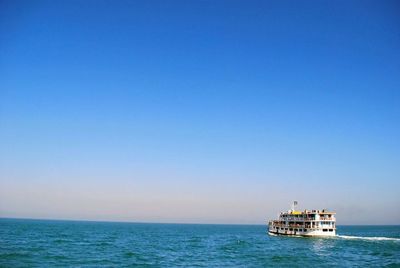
<box><xmin>1</xmin><ymin>0</ymin><xmax>399</xmax><ymax>225</ymax></box>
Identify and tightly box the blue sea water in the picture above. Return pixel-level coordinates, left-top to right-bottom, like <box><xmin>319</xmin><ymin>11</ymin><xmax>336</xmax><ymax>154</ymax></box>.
<box><xmin>0</xmin><ymin>219</ymin><xmax>399</xmax><ymax>267</ymax></box>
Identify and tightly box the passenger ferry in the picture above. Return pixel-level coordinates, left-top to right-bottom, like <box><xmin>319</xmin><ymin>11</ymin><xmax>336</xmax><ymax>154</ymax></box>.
<box><xmin>268</xmin><ymin>201</ymin><xmax>336</xmax><ymax>237</ymax></box>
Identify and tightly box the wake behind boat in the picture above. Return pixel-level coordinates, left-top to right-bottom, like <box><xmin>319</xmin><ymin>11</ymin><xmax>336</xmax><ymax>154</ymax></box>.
<box><xmin>268</xmin><ymin>201</ymin><xmax>336</xmax><ymax>237</ymax></box>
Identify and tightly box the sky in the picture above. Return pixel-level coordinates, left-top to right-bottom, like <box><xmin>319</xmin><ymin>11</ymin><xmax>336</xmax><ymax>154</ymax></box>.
<box><xmin>0</xmin><ymin>0</ymin><xmax>399</xmax><ymax>225</ymax></box>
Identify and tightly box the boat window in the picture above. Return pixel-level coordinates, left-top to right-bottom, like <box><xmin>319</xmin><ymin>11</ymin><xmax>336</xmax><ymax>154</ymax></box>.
<box><xmin>323</xmin><ymin>229</ymin><xmax>327</xmax><ymax>232</ymax></box>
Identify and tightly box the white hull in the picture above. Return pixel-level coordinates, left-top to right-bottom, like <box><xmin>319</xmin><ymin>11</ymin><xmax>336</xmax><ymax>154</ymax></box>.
<box><xmin>268</xmin><ymin>227</ymin><xmax>336</xmax><ymax>237</ymax></box>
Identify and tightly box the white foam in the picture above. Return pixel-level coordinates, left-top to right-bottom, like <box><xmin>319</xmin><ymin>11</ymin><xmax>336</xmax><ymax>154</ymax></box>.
<box><xmin>337</xmin><ymin>235</ymin><xmax>400</xmax><ymax>242</ymax></box>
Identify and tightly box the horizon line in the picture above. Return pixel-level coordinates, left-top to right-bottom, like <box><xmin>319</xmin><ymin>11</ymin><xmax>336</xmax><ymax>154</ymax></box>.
<box><xmin>0</xmin><ymin>217</ymin><xmax>398</xmax><ymax>226</ymax></box>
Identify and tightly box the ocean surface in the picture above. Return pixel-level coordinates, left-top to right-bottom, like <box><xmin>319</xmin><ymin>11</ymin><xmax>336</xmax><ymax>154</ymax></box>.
<box><xmin>0</xmin><ymin>219</ymin><xmax>399</xmax><ymax>267</ymax></box>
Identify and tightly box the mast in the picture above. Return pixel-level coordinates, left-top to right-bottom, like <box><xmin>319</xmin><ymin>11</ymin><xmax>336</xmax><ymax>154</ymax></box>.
<box><xmin>291</xmin><ymin>201</ymin><xmax>298</xmax><ymax>211</ymax></box>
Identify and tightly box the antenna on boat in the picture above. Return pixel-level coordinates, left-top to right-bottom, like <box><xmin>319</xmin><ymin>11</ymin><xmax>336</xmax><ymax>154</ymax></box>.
<box><xmin>291</xmin><ymin>201</ymin><xmax>298</xmax><ymax>211</ymax></box>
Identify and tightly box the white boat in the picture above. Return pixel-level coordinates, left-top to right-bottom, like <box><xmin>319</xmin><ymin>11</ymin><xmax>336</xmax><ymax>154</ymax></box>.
<box><xmin>268</xmin><ymin>201</ymin><xmax>336</xmax><ymax>237</ymax></box>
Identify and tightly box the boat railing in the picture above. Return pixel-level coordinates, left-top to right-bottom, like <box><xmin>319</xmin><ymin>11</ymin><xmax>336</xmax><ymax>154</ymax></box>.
<box><xmin>280</xmin><ymin>217</ymin><xmax>334</xmax><ymax>221</ymax></box>
<box><xmin>272</xmin><ymin>222</ymin><xmax>335</xmax><ymax>227</ymax></box>
<box><xmin>272</xmin><ymin>223</ymin><xmax>306</xmax><ymax>228</ymax></box>
<box><xmin>271</xmin><ymin>223</ymin><xmax>337</xmax><ymax>230</ymax></box>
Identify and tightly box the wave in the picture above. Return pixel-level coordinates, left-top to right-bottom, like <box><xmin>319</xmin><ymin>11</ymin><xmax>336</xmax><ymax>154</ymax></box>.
<box><xmin>337</xmin><ymin>235</ymin><xmax>400</xmax><ymax>242</ymax></box>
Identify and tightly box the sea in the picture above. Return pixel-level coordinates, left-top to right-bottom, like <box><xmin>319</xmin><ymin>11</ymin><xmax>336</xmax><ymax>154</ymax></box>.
<box><xmin>0</xmin><ymin>218</ymin><xmax>399</xmax><ymax>267</ymax></box>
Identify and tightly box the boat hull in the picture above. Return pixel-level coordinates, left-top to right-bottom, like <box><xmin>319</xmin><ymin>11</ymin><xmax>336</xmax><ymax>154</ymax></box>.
<box><xmin>268</xmin><ymin>229</ymin><xmax>336</xmax><ymax>237</ymax></box>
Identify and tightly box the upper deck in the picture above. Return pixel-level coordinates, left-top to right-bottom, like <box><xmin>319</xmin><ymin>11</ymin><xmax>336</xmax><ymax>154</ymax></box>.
<box><xmin>279</xmin><ymin>209</ymin><xmax>336</xmax><ymax>222</ymax></box>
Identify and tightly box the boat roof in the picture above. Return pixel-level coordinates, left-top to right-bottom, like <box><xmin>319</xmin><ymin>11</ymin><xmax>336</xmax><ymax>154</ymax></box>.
<box><xmin>282</xmin><ymin>210</ymin><xmax>336</xmax><ymax>215</ymax></box>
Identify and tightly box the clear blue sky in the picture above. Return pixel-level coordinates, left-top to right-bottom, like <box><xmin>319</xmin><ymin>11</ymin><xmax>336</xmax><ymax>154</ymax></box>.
<box><xmin>1</xmin><ymin>0</ymin><xmax>399</xmax><ymax>224</ymax></box>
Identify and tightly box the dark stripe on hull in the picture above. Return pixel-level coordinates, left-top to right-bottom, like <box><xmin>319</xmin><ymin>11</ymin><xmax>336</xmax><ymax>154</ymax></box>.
<box><xmin>268</xmin><ymin>230</ymin><xmax>335</xmax><ymax>237</ymax></box>
<box><xmin>268</xmin><ymin>230</ymin><xmax>309</xmax><ymax>237</ymax></box>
